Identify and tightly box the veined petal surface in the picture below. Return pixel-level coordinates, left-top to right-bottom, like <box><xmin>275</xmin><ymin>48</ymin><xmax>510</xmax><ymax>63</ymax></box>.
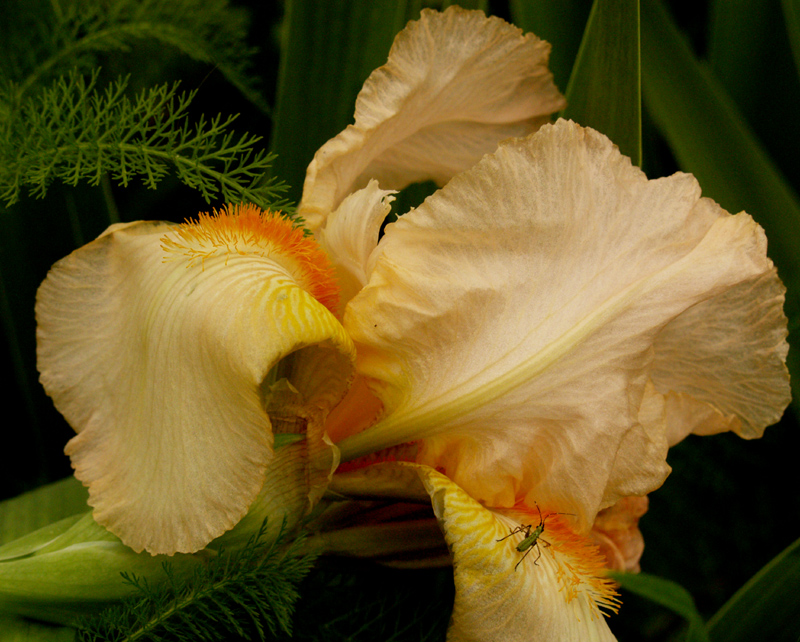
<box><xmin>650</xmin><ymin>269</ymin><xmax>789</xmax><ymax>445</ymax></box>
<box><xmin>37</xmin><ymin>206</ymin><xmax>355</xmax><ymax>554</ymax></box>
<box><xmin>298</xmin><ymin>6</ymin><xmax>565</xmax><ymax>232</ymax></box>
<box><xmin>414</xmin><ymin>466</ymin><xmax>618</xmax><ymax>642</ymax></box>
<box><xmin>340</xmin><ymin>119</ymin><xmax>789</xmax><ymax>527</ymax></box>
<box><xmin>316</xmin><ymin>180</ymin><xmax>396</xmax><ymax>312</ymax></box>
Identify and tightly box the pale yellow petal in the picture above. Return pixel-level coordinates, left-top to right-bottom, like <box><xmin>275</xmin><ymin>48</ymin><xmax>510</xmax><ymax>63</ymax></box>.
<box><xmin>316</xmin><ymin>180</ymin><xmax>395</xmax><ymax>312</ymax></box>
<box><xmin>339</xmin><ymin>120</ymin><xmax>787</xmax><ymax>527</ymax></box>
<box><xmin>299</xmin><ymin>6</ymin><xmax>565</xmax><ymax>231</ymax></box>
<box><xmin>214</xmin><ymin>410</ymin><xmax>339</xmax><ymax>550</ymax></box>
<box><xmin>413</xmin><ymin>466</ymin><xmax>618</xmax><ymax>642</ymax></box>
<box><xmin>37</xmin><ymin>207</ymin><xmax>354</xmax><ymax>554</ymax></box>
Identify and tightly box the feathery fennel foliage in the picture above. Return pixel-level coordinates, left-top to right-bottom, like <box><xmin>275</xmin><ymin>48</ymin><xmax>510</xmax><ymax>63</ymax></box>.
<box><xmin>76</xmin><ymin>521</ymin><xmax>318</xmax><ymax>642</ymax></box>
<box><xmin>0</xmin><ymin>0</ymin><xmax>268</xmax><ymax>115</ymax></box>
<box><xmin>0</xmin><ymin>0</ymin><xmax>286</xmax><ymax>212</ymax></box>
<box><xmin>0</xmin><ymin>71</ymin><xmax>286</xmax><ymax>210</ymax></box>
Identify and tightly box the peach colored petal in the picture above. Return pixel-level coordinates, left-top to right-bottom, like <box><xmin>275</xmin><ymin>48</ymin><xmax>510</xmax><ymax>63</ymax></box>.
<box><xmin>650</xmin><ymin>268</ymin><xmax>789</xmax><ymax>445</ymax></box>
<box><xmin>325</xmin><ymin>374</ymin><xmax>385</xmax><ymax>444</ymax></box>
<box><xmin>299</xmin><ymin>6</ymin><xmax>565</xmax><ymax>232</ymax></box>
<box><xmin>315</xmin><ymin>180</ymin><xmax>395</xmax><ymax>313</ymax></box>
<box><xmin>339</xmin><ymin>120</ymin><xmax>788</xmax><ymax>529</ymax></box>
<box><xmin>590</xmin><ymin>496</ymin><xmax>649</xmax><ymax>573</ymax></box>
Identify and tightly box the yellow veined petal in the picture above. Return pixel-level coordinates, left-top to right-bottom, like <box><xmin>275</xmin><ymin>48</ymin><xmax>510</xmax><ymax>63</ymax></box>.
<box><xmin>412</xmin><ymin>465</ymin><xmax>619</xmax><ymax>642</ymax></box>
<box><xmin>299</xmin><ymin>6</ymin><xmax>565</xmax><ymax>232</ymax></box>
<box><xmin>36</xmin><ymin>205</ymin><xmax>355</xmax><ymax>554</ymax></box>
<box><xmin>339</xmin><ymin>120</ymin><xmax>788</xmax><ymax>528</ymax></box>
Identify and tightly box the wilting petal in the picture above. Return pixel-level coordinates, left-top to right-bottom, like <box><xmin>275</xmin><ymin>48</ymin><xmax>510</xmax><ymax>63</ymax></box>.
<box><xmin>37</xmin><ymin>205</ymin><xmax>354</xmax><ymax>554</ymax></box>
<box><xmin>299</xmin><ymin>6</ymin><xmax>565</xmax><ymax>232</ymax></box>
<box><xmin>413</xmin><ymin>466</ymin><xmax>618</xmax><ymax>642</ymax></box>
<box><xmin>339</xmin><ymin>120</ymin><xmax>788</xmax><ymax>528</ymax></box>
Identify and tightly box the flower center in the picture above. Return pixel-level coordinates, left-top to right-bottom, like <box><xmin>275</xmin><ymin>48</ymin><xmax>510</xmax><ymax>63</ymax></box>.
<box><xmin>161</xmin><ymin>203</ymin><xmax>339</xmax><ymax>314</ymax></box>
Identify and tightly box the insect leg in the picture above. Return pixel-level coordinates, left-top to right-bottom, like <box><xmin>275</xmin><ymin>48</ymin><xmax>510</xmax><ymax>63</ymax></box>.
<box><xmin>497</xmin><ymin>524</ymin><xmax>530</xmax><ymax>542</ymax></box>
<box><xmin>514</xmin><ymin>544</ymin><xmax>534</xmax><ymax>571</ymax></box>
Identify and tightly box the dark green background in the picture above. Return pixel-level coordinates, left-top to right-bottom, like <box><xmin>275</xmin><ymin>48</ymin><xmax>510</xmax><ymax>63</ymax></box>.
<box><xmin>2</xmin><ymin>1</ymin><xmax>798</xmax><ymax>640</ymax></box>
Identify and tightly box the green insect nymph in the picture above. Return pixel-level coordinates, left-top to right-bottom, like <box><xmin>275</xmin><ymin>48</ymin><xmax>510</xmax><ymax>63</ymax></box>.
<box><xmin>497</xmin><ymin>502</ymin><xmax>575</xmax><ymax>571</ymax></box>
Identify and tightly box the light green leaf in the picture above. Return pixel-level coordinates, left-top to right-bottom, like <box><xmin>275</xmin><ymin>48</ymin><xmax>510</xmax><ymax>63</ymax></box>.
<box><xmin>611</xmin><ymin>571</ymin><xmax>709</xmax><ymax>642</ymax></box>
<box><xmin>0</xmin><ymin>513</ymin><xmax>209</xmax><ymax>626</ymax></box>
<box><xmin>0</xmin><ymin>616</ymin><xmax>74</xmax><ymax>642</ymax></box>
<box><xmin>561</xmin><ymin>0</ymin><xmax>642</xmax><ymax>166</ymax></box>
<box><xmin>641</xmin><ymin>0</ymin><xmax>800</xmax><ymax>404</ymax></box>
<box><xmin>0</xmin><ymin>477</ymin><xmax>88</xmax><ymax>545</ymax></box>
<box><xmin>706</xmin><ymin>536</ymin><xmax>800</xmax><ymax>642</ymax></box>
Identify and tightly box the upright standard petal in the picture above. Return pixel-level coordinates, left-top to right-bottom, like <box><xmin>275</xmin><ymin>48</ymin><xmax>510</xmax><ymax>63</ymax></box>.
<box><xmin>298</xmin><ymin>6</ymin><xmax>565</xmax><ymax>232</ymax></box>
<box><xmin>37</xmin><ymin>205</ymin><xmax>355</xmax><ymax>554</ymax></box>
<box><xmin>316</xmin><ymin>180</ymin><xmax>396</xmax><ymax>312</ymax></box>
<box><xmin>414</xmin><ymin>466</ymin><xmax>618</xmax><ymax>642</ymax></box>
<box><xmin>339</xmin><ymin>120</ymin><xmax>789</xmax><ymax>528</ymax></box>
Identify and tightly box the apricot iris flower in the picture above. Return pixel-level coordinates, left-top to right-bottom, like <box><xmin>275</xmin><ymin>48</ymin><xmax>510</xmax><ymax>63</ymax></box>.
<box><xmin>35</xmin><ymin>7</ymin><xmax>789</xmax><ymax>641</ymax></box>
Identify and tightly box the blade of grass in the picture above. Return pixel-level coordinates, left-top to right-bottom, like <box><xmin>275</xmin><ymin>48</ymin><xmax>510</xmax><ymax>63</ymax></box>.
<box><xmin>708</xmin><ymin>1</ymin><xmax>800</xmax><ymax>193</ymax></box>
<box><xmin>781</xmin><ymin>0</ymin><xmax>800</xmax><ymax>79</ymax></box>
<box><xmin>509</xmin><ymin>0</ymin><xmax>593</xmax><ymax>96</ymax></box>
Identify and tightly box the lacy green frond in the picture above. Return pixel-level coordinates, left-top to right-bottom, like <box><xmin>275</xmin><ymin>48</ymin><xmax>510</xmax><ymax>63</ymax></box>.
<box><xmin>0</xmin><ymin>72</ymin><xmax>289</xmax><ymax>211</ymax></box>
<box><xmin>0</xmin><ymin>0</ymin><xmax>268</xmax><ymax>115</ymax></box>
<box><xmin>76</xmin><ymin>521</ymin><xmax>318</xmax><ymax>642</ymax></box>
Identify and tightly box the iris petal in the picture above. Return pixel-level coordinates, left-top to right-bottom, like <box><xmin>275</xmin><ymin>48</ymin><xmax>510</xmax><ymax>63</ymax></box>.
<box><xmin>412</xmin><ymin>465</ymin><xmax>618</xmax><ymax>642</ymax></box>
<box><xmin>299</xmin><ymin>5</ymin><xmax>565</xmax><ymax>232</ymax></box>
<box><xmin>37</xmin><ymin>208</ymin><xmax>355</xmax><ymax>554</ymax></box>
<box><xmin>339</xmin><ymin>120</ymin><xmax>789</xmax><ymax>527</ymax></box>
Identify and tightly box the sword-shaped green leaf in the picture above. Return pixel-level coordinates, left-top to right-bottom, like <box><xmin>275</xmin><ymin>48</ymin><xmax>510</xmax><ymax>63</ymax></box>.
<box><xmin>560</xmin><ymin>0</ymin><xmax>642</xmax><ymax>167</ymax></box>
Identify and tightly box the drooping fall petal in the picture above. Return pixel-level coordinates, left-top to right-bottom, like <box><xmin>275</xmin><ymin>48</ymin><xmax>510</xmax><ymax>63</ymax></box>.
<box><xmin>338</xmin><ymin>119</ymin><xmax>789</xmax><ymax>529</ymax></box>
<box><xmin>298</xmin><ymin>5</ymin><xmax>565</xmax><ymax>233</ymax></box>
<box><xmin>413</xmin><ymin>465</ymin><xmax>618</xmax><ymax>642</ymax></box>
<box><xmin>36</xmin><ymin>205</ymin><xmax>355</xmax><ymax>555</ymax></box>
